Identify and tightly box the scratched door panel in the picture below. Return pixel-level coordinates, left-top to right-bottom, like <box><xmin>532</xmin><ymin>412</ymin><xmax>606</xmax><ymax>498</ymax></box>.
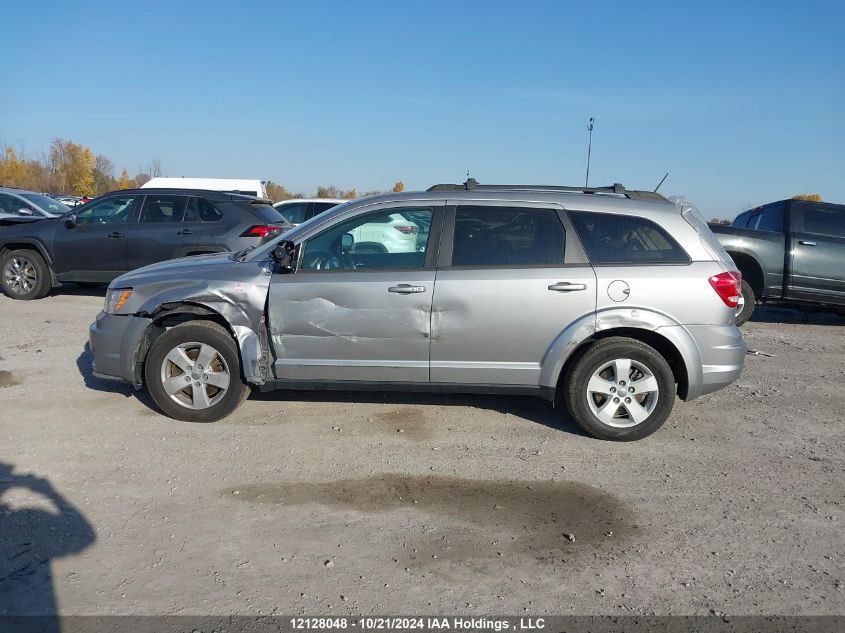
<box><xmin>268</xmin><ymin>270</ymin><xmax>436</xmax><ymax>381</ymax></box>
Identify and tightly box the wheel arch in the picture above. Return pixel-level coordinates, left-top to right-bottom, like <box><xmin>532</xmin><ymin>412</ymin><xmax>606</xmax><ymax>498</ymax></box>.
<box><xmin>133</xmin><ymin>301</ymin><xmax>267</xmax><ymax>388</ymax></box>
<box><xmin>540</xmin><ymin>309</ymin><xmax>702</xmax><ymax>401</ymax></box>
<box><xmin>725</xmin><ymin>250</ymin><xmax>764</xmax><ymax>297</ymax></box>
<box><xmin>0</xmin><ymin>240</ymin><xmax>57</xmax><ymax>286</ymax></box>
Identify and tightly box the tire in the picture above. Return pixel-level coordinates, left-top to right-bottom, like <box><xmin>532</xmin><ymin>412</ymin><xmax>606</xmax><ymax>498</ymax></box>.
<box><xmin>734</xmin><ymin>280</ymin><xmax>756</xmax><ymax>326</ymax></box>
<box><xmin>0</xmin><ymin>249</ymin><xmax>52</xmax><ymax>300</ymax></box>
<box><xmin>563</xmin><ymin>337</ymin><xmax>676</xmax><ymax>441</ymax></box>
<box><xmin>144</xmin><ymin>320</ymin><xmax>250</xmax><ymax>422</ymax></box>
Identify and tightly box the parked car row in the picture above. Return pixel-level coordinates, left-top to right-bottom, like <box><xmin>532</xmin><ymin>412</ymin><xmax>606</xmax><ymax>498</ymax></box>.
<box><xmin>0</xmin><ymin>188</ymin><xmax>291</xmax><ymax>298</ymax></box>
<box><xmin>710</xmin><ymin>199</ymin><xmax>845</xmax><ymax>325</ymax></box>
<box><xmin>0</xmin><ymin>186</ymin><xmax>71</xmax><ymax>221</ymax></box>
<box><xmin>83</xmin><ymin>180</ymin><xmax>747</xmax><ymax>441</ymax></box>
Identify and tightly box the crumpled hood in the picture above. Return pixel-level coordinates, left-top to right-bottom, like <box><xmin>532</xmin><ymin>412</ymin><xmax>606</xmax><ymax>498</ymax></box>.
<box><xmin>111</xmin><ymin>252</ymin><xmax>235</xmax><ymax>286</ymax></box>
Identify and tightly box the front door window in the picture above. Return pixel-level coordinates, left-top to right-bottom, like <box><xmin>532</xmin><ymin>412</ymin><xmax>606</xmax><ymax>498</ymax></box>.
<box><xmin>300</xmin><ymin>207</ymin><xmax>434</xmax><ymax>271</ymax></box>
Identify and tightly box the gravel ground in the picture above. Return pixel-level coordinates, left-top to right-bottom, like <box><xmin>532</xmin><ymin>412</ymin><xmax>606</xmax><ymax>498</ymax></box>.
<box><xmin>0</xmin><ymin>290</ymin><xmax>843</xmax><ymax>616</ymax></box>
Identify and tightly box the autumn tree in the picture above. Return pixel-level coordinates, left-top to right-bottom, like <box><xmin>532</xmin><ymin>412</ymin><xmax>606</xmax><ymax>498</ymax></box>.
<box><xmin>49</xmin><ymin>138</ymin><xmax>96</xmax><ymax>196</ymax></box>
<box><xmin>266</xmin><ymin>181</ymin><xmax>296</xmax><ymax>201</ymax></box>
<box><xmin>0</xmin><ymin>147</ymin><xmax>26</xmax><ymax>187</ymax></box>
<box><xmin>792</xmin><ymin>194</ymin><xmax>822</xmax><ymax>202</ymax></box>
<box><xmin>117</xmin><ymin>169</ymin><xmax>132</xmax><ymax>189</ymax></box>
<box><xmin>93</xmin><ymin>154</ymin><xmax>116</xmax><ymax>195</ymax></box>
<box><xmin>392</xmin><ymin>181</ymin><xmax>405</xmax><ymax>192</ymax></box>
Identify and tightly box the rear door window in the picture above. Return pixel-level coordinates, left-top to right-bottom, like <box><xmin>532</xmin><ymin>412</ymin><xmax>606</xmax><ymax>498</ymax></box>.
<box><xmin>277</xmin><ymin>202</ymin><xmax>309</xmax><ymax>224</ymax></box>
<box><xmin>796</xmin><ymin>203</ymin><xmax>845</xmax><ymax>238</ymax></box>
<box><xmin>138</xmin><ymin>195</ymin><xmax>188</xmax><ymax>223</ymax></box>
<box><xmin>197</xmin><ymin>197</ymin><xmax>224</xmax><ymax>222</ymax></box>
<box><xmin>569</xmin><ymin>211</ymin><xmax>690</xmax><ymax>264</ymax></box>
<box><xmin>451</xmin><ymin>206</ymin><xmax>566</xmax><ymax>267</ymax></box>
<box><xmin>733</xmin><ymin>212</ymin><xmax>751</xmax><ymax>228</ymax></box>
<box><xmin>755</xmin><ymin>202</ymin><xmax>784</xmax><ymax>232</ymax></box>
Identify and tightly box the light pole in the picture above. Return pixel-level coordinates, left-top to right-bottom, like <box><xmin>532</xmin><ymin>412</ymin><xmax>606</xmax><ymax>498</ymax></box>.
<box><xmin>585</xmin><ymin>116</ymin><xmax>595</xmax><ymax>188</ymax></box>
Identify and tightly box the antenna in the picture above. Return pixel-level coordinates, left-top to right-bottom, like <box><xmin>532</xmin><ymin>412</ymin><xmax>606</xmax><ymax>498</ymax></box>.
<box><xmin>653</xmin><ymin>172</ymin><xmax>669</xmax><ymax>192</ymax></box>
<box><xmin>585</xmin><ymin>117</ymin><xmax>595</xmax><ymax>188</ymax></box>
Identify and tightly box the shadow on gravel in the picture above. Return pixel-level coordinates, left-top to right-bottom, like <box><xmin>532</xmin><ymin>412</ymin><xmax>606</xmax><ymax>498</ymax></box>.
<box><xmin>0</xmin><ymin>460</ymin><xmax>95</xmax><ymax>623</ymax></box>
<box><xmin>250</xmin><ymin>389</ymin><xmax>588</xmax><ymax>437</ymax></box>
<box><xmin>76</xmin><ymin>343</ymin><xmax>134</xmax><ymax>397</ymax></box>
<box><xmin>75</xmin><ymin>340</ymin><xmax>585</xmax><ymax>435</ymax></box>
<box><xmin>226</xmin><ymin>475</ymin><xmax>633</xmax><ymax>564</ymax></box>
<box><xmin>750</xmin><ymin>305</ymin><xmax>845</xmax><ymax>325</ymax></box>
<box><xmin>49</xmin><ymin>284</ymin><xmax>108</xmax><ymax>299</ymax></box>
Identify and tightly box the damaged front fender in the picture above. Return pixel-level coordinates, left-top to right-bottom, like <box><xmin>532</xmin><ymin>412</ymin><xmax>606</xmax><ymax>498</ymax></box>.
<box><xmin>125</xmin><ymin>258</ymin><xmax>274</xmax><ymax>385</ymax></box>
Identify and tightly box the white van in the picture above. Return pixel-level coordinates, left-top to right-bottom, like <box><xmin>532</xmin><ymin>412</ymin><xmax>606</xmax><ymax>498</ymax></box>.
<box><xmin>141</xmin><ymin>177</ymin><xmax>267</xmax><ymax>199</ymax></box>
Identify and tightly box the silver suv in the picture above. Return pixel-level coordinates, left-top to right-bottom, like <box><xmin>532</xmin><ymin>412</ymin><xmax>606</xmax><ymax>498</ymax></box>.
<box><xmin>88</xmin><ymin>181</ymin><xmax>746</xmax><ymax>440</ymax></box>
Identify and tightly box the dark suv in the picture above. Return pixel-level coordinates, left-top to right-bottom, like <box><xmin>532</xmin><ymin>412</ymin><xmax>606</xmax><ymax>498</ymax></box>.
<box><xmin>0</xmin><ymin>188</ymin><xmax>290</xmax><ymax>300</ymax></box>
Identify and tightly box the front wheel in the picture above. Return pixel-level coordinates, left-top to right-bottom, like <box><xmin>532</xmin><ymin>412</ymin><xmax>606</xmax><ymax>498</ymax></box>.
<box><xmin>1</xmin><ymin>249</ymin><xmax>52</xmax><ymax>300</ymax></box>
<box><xmin>734</xmin><ymin>280</ymin><xmax>756</xmax><ymax>326</ymax></box>
<box><xmin>563</xmin><ymin>337</ymin><xmax>676</xmax><ymax>441</ymax></box>
<box><xmin>145</xmin><ymin>320</ymin><xmax>250</xmax><ymax>422</ymax></box>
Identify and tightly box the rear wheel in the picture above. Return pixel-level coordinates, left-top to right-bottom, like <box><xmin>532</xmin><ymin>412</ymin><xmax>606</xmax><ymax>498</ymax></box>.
<box><xmin>734</xmin><ymin>280</ymin><xmax>756</xmax><ymax>326</ymax></box>
<box><xmin>1</xmin><ymin>249</ymin><xmax>52</xmax><ymax>300</ymax></box>
<box><xmin>563</xmin><ymin>337</ymin><xmax>676</xmax><ymax>441</ymax></box>
<box><xmin>145</xmin><ymin>321</ymin><xmax>250</xmax><ymax>422</ymax></box>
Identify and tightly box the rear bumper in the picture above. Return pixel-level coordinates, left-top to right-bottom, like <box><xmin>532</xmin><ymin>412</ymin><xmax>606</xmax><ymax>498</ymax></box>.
<box><xmin>88</xmin><ymin>311</ymin><xmax>153</xmax><ymax>387</ymax></box>
<box><xmin>686</xmin><ymin>324</ymin><xmax>746</xmax><ymax>398</ymax></box>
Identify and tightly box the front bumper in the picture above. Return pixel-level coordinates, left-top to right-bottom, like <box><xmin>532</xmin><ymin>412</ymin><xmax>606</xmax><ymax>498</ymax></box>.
<box><xmin>88</xmin><ymin>311</ymin><xmax>153</xmax><ymax>386</ymax></box>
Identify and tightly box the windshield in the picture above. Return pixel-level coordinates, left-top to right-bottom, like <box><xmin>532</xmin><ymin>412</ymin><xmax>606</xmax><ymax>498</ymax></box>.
<box><xmin>245</xmin><ymin>199</ymin><xmax>355</xmax><ymax>261</ymax></box>
<box><xmin>21</xmin><ymin>193</ymin><xmax>70</xmax><ymax>216</ymax></box>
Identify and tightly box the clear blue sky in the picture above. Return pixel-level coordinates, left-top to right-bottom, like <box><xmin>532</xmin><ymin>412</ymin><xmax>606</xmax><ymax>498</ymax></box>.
<box><xmin>2</xmin><ymin>0</ymin><xmax>843</xmax><ymax>218</ymax></box>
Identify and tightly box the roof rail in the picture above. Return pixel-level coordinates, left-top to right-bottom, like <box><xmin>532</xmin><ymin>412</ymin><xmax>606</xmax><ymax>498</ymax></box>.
<box><xmin>427</xmin><ymin>179</ymin><xmax>668</xmax><ymax>202</ymax></box>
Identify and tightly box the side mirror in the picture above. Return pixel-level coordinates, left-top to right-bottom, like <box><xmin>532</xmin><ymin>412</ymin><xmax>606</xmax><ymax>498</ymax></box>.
<box><xmin>341</xmin><ymin>233</ymin><xmax>354</xmax><ymax>252</ymax></box>
<box><xmin>271</xmin><ymin>240</ymin><xmax>296</xmax><ymax>272</ymax></box>
<box><xmin>64</xmin><ymin>213</ymin><xmax>77</xmax><ymax>229</ymax></box>
<box><xmin>18</xmin><ymin>208</ymin><xmax>34</xmax><ymax>216</ymax></box>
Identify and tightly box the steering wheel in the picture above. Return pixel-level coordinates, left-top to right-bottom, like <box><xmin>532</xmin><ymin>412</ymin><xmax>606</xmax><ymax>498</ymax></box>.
<box><xmin>302</xmin><ymin>249</ymin><xmax>346</xmax><ymax>270</ymax></box>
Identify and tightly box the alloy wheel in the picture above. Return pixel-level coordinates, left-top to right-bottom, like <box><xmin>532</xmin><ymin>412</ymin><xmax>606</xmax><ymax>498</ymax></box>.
<box><xmin>3</xmin><ymin>257</ymin><xmax>37</xmax><ymax>295</ymax></box>
<box><xmin>159</xmin><ymin>341</ymin><xmax>231</xmax><ymax>410</ymax></box>
<box><xmin>586</xmin><ymin>358</ymin><xmax>660</xmax><ymax>428</ymax></box>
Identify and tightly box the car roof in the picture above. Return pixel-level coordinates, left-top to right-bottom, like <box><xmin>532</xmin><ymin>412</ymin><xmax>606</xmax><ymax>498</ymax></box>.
<box><xmin>0</xmin><ymin>186</ymin><xmax>35</xmax><ymax>195</ymax></box>
<box><xmin>273</xmin><ymin>198</ymin><xmax>345</xmax><ymax>205</ymax></box>
<box><xmin>322</xmin><ymin>182</ymin><xmax>677</xmax><ymax>221</ymax></box>
<box><xmin>98</xmin><ymin>188</ymin><xmax>269</xmax><ymax>202</ymax></box>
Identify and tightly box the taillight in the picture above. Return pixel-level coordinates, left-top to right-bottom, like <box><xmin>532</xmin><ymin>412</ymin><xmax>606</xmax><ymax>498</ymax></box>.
<box><xmin>709</xmin><ymin>271</ymin><xmax>742</xmax><ymax>308</ymax></box>
<box><xmin>241</xmin><ymin>225</ymin><xmax>284</xmax><ymax>238</ymax></box>
<box><xmin>393</xmin><ymin>225</ymin><xmax>417</xmax><ymax>234</ymax></box>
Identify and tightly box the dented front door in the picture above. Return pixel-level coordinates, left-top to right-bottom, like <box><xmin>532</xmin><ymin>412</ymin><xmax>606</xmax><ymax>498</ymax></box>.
<box><xmin>267</xmin><ymin>202</ymin><xmax>443</xmax><ymax>383</ymax></box>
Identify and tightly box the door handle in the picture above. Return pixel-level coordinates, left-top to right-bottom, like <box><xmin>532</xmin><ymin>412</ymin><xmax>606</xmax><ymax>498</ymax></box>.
<box><xmin>106</xmin><ymin>232</ymin><xmax>125</xmax><ymax>239</ymax></box>
<box><xmin>388</xmin><ymin>284</ymin><xmax>426</xmax><ymax>294</ymax></box>
<box><xmin>799</xmin><ymin>240</ymin><xmax>816</xmax><ymax>246</ymax></box>
<box><xmin>548</xmin><ymin>282</ymin><xmax>587</xmax><ymax>292</ymax></box>
<box><xmin>177</xmin><ymin>229</ymin><xmax>195</xmax><ymax>236</ymax></box>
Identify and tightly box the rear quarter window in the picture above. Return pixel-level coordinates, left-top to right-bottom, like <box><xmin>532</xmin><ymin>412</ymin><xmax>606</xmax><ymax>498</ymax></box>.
<box><xmin>244</xmin><ymin>202</ymin><xmax>290</xmax><ymax>226</ymax></box>
<box><xmin>569</xmin><ymin>211</ymin><xmax>690</xmax><ymax>265</ymax></box>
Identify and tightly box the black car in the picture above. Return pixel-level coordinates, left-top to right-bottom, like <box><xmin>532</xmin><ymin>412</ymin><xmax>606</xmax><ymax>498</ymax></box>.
<box><xmin>710</xmin><ymin>199</ymin><xmax>845</xmax><ymax>324</ymax></box>
<box><xmin>0</xmin><ymin>188</ymin><xmax>291</xmax><ymax>300</ymax></box>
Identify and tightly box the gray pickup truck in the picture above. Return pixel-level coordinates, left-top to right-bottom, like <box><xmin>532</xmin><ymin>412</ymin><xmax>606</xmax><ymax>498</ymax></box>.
<box><xmin>710</xmin><ymin>199</ymin><xmax>845</xmax><ymax>325</ymax></box>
